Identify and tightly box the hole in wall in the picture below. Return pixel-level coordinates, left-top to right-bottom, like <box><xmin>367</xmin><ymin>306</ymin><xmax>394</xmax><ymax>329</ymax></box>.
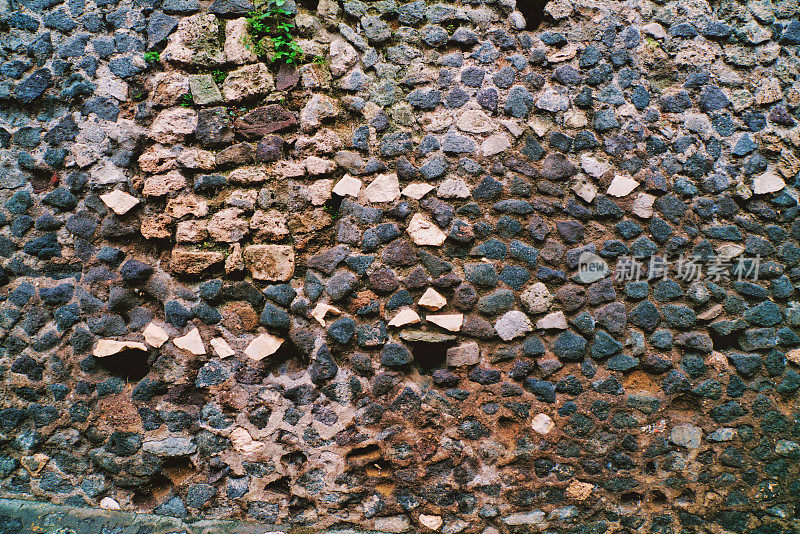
<box><xmin>410</xmin><ymin>342</ymin><xmax>448</xmax><ymax>372</ymax></box>
<box><xmin>518</xmin><ymin>0</ymin><xmax>549</xmax><ymax>30</ymax></box>
<box><xmin>96</xmin><ymin>348</ymin><xmax>150</xmax><ymax>381</ymax></box>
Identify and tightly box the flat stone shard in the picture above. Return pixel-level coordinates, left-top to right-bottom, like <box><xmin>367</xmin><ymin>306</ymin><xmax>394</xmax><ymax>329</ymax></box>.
<box><xmin>100</xmin><ymin>190</ymin><xmax>140</xmax><ymax>215</ymax></box>
<box><xmin>243</xmin><ymin>245</ymin><xmax>295</xmax><ymax>281</ymax></box>
<box><xmin>364</xmin><ymin>173</ymin><xmax>401</xmax><ymax>203</ymax></box>
<box><xmin>419</xmin><ymin>287</ymin><xmax>447</xmax><ymax>310</ymax></box>
<box><xmin>100</xmin><ymin>497</ymin><xmax>121</xmax><ymax>510</ymax></box>
<box><xmin>143</xmin><ymin>322</ymin><xmax>169</xmax><ymax>347</ymax></box>
<box><xmin>537</xmin><ymin>311</ymin><xmax>568</xmax><ymax>330</ymax></box>
<box><xmin>245</xmin><ymin>333</ymin><xmax>284</xmax><ymax>360</ymax></box>
<box><xmin>580</xmin><ymin>155</ymin><xmax>612</xmax><ymax>178</ymax></box>
<box><xmin>419</xmin><ymin>514</ymin><xmax>443</xmax><ymax>531</ymax></box>
<box><xmin>427</xmin><ymin>314</ymin><xmax>464</xmax><ymax>331</ymax></box>
<box><xmin>456</xmin><ymin>109</ymin><xmax>494</xmax><ymax>133</ymax></box>
<box><xmin>632</xmin><ymin>192</ymin><xmax>656</xmax><ymax>218</ymax></box>
<box><xmin>173</xmin><ymin>327</ymin><xmax>206</xmax><ymax>355</ymax></box>
<box><xmin>94</xmin><ymin>339</ymin><xmax>148</xmax><ymax>357</ymax></box>
<box><xmin>402</xmin><ymin>183</ymin><xmax>435</xmax><ymax>200</ymax></box>
<box><xmin>607</xmin><ymin>175</ymin><xmax>639</xmax><ymax>197</ymax></box>
<box><xmin>311</xmin><ymin>302</ymin><xmax>341</xmax><ymax>326</ymax></box>
<box><xmin>407</xmin><ymin>213</ymin><xmax>447</xmax><ymax>246</ymax></box>
<box><xmin>753</xmin><ymin>171</ymin><xmax>786</xmax><ymax>195</ymax></box>
<box><xmin>188</xmin><ymin>74</ymin><xmax>222</xmax><ymax>105</ymax></box>
<box><xmin>332</xmin><ymin>174</ymin><xmax>362</xmax><ymax>197</ymax></box>
<box><xmin>388</xmin><ymin>307</ymin><xmax>421</xmax><ymax>327</ymax></box>
<box><xmin>211</xmin><ymin>337</ymin><xmax>235</xmax><ymax>358</ymax></box>
<box><xmin>503</xmin><ymin>511</ymin><xmax>546</xmax><ymax>526</ymax></box>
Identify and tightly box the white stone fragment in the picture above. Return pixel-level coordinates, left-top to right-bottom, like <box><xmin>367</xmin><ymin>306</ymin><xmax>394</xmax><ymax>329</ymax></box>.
<box><xmin>211</xmin><ymin>337</ymin><xmax>235</xmax><ymax>358</ymax></box>
<box><xmin>245</xmin><ymin>333</ymin><xmax>284</xmax><ymax>360</ymax></box>
<box><xmin>332</xmin><ymin>174</ymin><xmax>362</xmax><ymax>197</ymax></box>
<box><xmin>531</xmin><ymin>414</ymin><xmax>555</xmax><ymax>434</ymax></box>
<box><xmin>495</xmin><ymin>311</ymin><xmax>533</xmax><ymax>341</ymax></box>
<box><xmin>100</xmin><ymin>190</ymin><xmax>140</xmax><ymax>215</ymax></box>
<box><xmin>311</xmin><ymin>302</ymin><xmax>342</xmax><ymax>326</ymax></box>
<box><xmin>388</xmin><ymin>307</ymin><xmax>421</xmax><ymax>327</ymax></box>
<box><xmin>437</xmin><ymin>177</ymin><xmax>471</xmax><ymax>199</ymax></box>
<box><xmin>402</xmin><ymin>182</ymin><xmax>435</xmax><ymax>200</ymax></box>
<box><xmin>456</xmin><ymin>109</ymin><xmax>494</xmax><ymax>133</ymax></box>
<box><xmin>364</xmin><ymin>173</ymin><xmax>400</xmax><ymax>202</ymax></box>
<box><xmin>571</xmin><ymin>179</ymin><xmax>597</xmax><ymax>203</ymax></box>
<box><xmin>500</xmin><ymin>119</ymin><xmax>524</xmax><ymax>137</ymax></box>
<box><xmin>580</xmin><ymin>155</ymin><xmax>612</xmax><ymax>178</ymax></box>
<box><xmin>607</xmin><ymin>175</ymin><xmax>639</xmax><ymax>197</ymax></box>
<box><xmin>418</xmin><ymin>288</ymin><xmax>447</xmax><ymax>310</ymax></box>
<box><xmin>93</xmin><ymin>340</ymin><xmax>148</xmax><ymax>357</ymax></box>
<box><xmin>173</xmin><ymin>327</ymin><xmax>206</xmax><ymax>355</ymax></box>
<box><xmin>480</xmin><ymin>133</ymin><xmax>512</xmax><ymax>156</ymax></box>
<box><xmin>536</xmin><ymin>311</ymin><xmax>568</xmax><ymax>330</ymax></box>
<box><xmin>143</xmin><ymin>322</ymin><xmax>169</xmax><ymax>348</ymax></box>
<box><xmin>407</xmin><ymin>213</ymin><xmax>447</xmax><ymax>246</ymax></box>
<box><xmin>753</xmin><ymin>172</ymin><xmax>786</xmax><ymax>195</ymax></box>
<box><xmin>427</xmin><ymin>314</ymin><xmax>463</xmax><ymax>332</ymax></box>
<box><xmin>419</xmin><ymin>514</ymin><xmax>443</xmax><ymax>531</ymax></box>
<box><xmin>100</xmin><ymin>497</ymin><xmax>121</xmax><ymax>510</ymax></box>
<box><xmin>632</xmin><ymin>193</ymin><xmax>656</xmax><ymax>218</ymax></box>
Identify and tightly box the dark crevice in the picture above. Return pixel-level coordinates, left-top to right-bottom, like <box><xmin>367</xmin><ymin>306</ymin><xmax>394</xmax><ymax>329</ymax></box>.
<box><xmin>518</xmin><ymin>0</ymin><xmax>549</xmax><ymax>30</ymax></box>
<box><xmin>96</xmin><ymin>348</ymin><xmax>150</xmax><ymax>381</ymax></box>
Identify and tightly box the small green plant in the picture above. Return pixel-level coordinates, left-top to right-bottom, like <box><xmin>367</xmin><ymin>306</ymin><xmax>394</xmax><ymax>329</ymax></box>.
<box><xmin>247</xmin><ymin>5</ymin><xmax>304</xmax><ymax>65</ymax></box>
<box><xmin>143</xmin><ymin>51</ymin><xmax>160</xmax><ymax>64</ymax></box>
<box><xmin>180</xmin><ymin>94</ymin><xmax>193</xmax><ymax>107</ymax></box>
<box><xmin>212</xmin><ymin>69</ymin><xmax>228</xmax><ymax>85</ymax></box>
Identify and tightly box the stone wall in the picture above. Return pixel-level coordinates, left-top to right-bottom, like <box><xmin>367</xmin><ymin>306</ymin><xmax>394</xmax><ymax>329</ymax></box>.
<box><xmin>1</xmin><ymin>0</ymin><xmax>800</xmax><ymax>530</ymax></box>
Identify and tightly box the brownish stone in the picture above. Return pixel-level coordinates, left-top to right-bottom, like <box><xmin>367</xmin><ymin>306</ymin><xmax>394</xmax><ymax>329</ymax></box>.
<box><xmin>171</xmin><ymin>248</ymin><xmax>225</xmax><ymax>274</ymax></box>
<box><xmin>220</xmin><ymin>301</ymin><xmax>259</xmax><ymax>334</ymax></box>
<box><xmin>234</xmin><ymin>104</ymin><xmax>297</xmax><ymax>139</ymax></box>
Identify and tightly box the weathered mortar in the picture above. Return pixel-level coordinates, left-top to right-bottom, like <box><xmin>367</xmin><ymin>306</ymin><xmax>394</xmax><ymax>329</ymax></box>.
<box><xmin>1</xmin><ymin>0</ymin><xmax>800</xmax><ymax>531</ymax></box>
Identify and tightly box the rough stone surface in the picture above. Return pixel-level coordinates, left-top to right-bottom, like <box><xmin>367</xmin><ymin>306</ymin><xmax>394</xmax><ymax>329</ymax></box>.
<box><xmin>2</xmin><ymin>0</ymin><xmax>799</xmax><ymax>531</ymax></box>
